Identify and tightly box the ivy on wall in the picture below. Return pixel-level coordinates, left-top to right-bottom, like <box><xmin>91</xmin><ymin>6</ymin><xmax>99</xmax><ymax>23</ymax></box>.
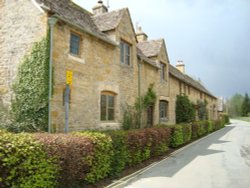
<box><xmin>10</xmin><ymin>36</ymin><xmax>50</xmax><ymax>132</ymax></box>
<box><xmin>175</xmin><ymin>95</ymin><xmax>196</xmax><ymax>124</ymax></box>
<box><xmin>122</xmin><ymin>85</ymin><xmax>157</xmax><ymax>130</ymax></box>
<box><xmin>197</xmin><ymin>100</ymin><xmax>208</xmax><ymax>120</ymax></box>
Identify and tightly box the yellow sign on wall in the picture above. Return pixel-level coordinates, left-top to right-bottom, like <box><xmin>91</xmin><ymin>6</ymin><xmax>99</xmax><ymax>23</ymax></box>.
<box><xmin>66</xmin><ymin>70</ymin><xmax>73</xmax><ymax>85</ymax></box>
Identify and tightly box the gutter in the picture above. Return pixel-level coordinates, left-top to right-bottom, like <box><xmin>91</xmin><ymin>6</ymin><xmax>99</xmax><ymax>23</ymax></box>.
<box><xmin>48</xmin><ymin>17</ymin><xmax>58</xmax><ymax>133</ymax></box>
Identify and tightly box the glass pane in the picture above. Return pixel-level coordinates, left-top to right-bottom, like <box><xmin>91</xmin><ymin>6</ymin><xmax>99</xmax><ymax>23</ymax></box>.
<box><xmin>70</xmin><ymin>34</ymin><xmax>80</xmax><ymax>55</ymax></box>
<box><xmin>101</xmin><ymin>95</ymin><xmax>107</xmax><ymax>121</ymax></box>
<box><xmin>120</xmin><ymin>42</ymin><xmax>124</xmax><ymax>63</ymax></box>
<box><xmin>108</xmin><ymin>96</ymin><xmax>114</xmax><ymax>107</ymax></box>
<box><xmin>108</xmin><ymin>109</ymin><xmax>114</xmax><ymax>120</ymax></box>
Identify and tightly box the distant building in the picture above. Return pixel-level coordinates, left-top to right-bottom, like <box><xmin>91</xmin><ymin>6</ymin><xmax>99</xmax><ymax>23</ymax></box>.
<box><xmin>0</xmin><ymin>0</ymin><xmax>218</xmax><ymax>132</ymax></box>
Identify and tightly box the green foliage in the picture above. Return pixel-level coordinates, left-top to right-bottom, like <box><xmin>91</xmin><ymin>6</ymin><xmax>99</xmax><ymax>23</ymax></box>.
<box><xmin>104</xmin><ymin>130</ymin><xmax>129</xmax><ymax>177</ymax></box>
<box><xmin>170</xmin><ymin>125</ymin><xmax>184</xmax><ymax>147</ymax></box>
<box><xmin>228</xmin><ymin>93</ymin><xmax>244</xmax><ymax>117</ymax></box>
<box><xmin>182</xmin><ymin>124</ymin><xmax>192</xmax><ymax>143</ymax></box>
<box><xmin>122</xmin><ymin>85</ymin><xmax>156</xmax><ymax>130</ymax></box>
<box><xmin>76</xmin><ymin>132</ymin><xmax>113</xmax><ymax>183</ymax></box>
<box><xmin>142</xmin><ymin>85</ymin><xmax>157</xmax><ymax>109</ymax></box>
<box><xmin>0</xmin><ymin>131</ymin><xmax>58</xmax><ymax>188</ymax></box>
<box><xmin>35</xmin><ymin>133</ymin><xmax>94</xmax><ymax>187</ymax></box>
<box><xmin>175</xmin><ymin>95</ymin><xmax>196</xmax><ymax>124</ymax></box>
<box><xmin>10</xmin><ymin>36</ymin><xmax>50</xmax><ymax>132</ymax></box>
<box><xmin>197</xmin><ymin>100</ymin><xmax>208</xmax><ymax>120</ymax></box>
<box><xmin>241</xmin><ymin>93</ymin><xmax>250</xmax><ymax>116</ymax></box>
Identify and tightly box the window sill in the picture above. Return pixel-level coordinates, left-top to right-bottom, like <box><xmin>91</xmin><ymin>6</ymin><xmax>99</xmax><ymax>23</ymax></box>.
<box><xmin>120</xmin><ymin>63</ymin><xmax>132</xmax><ymax>68</ymax></box>
<box><xmin>68</xmin><ymin>54</ymin><xmax>85</xmax><ymax>64</ymax></box>
<box><xmin>99</xmin><ymin>122</ymin><xmax>120</xmax><ymax>130</ymax></box>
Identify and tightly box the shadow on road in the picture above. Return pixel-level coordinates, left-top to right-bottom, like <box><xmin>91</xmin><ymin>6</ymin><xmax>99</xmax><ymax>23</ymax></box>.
<box><xmin>140</xmin><ymin>126</ymin><xmax>235</xmax><ymax>178</ymax></box>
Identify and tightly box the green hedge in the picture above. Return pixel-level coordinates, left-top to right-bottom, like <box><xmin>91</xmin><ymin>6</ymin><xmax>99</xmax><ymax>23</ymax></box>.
<box><xmin>0</xmin><ymin>130</ymin><xmax>58</xmax><ymax>188</ymax></box>
<box><xmin>0</xmin><ymin>119</ymin><xmax>227</xmax><ymax>187</ymax></box>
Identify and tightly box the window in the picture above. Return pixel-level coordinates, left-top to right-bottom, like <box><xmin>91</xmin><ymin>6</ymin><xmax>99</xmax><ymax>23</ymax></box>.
<box><xmin>101</xmin><ymin>93</ymin><xmax>115</xmax><ymax>121</ymax></box>
<box><xmin>159</xmin><ymin>100</ymin><xmax>168</xmax><ymax>121</ymax></box>
<box><xmin>70</xmin><ymin>33</ymin><xmax>80</xmax><ymax>55</ymax></box>
<box><xmin>160</xmin><ymin>63</ymin><xmax>166</xmax><ymax>80</ymax></box>
<box><xmin>120</xmin><ymin>40</ymin><xmax>131</xmax><ymax>65</ymax></box>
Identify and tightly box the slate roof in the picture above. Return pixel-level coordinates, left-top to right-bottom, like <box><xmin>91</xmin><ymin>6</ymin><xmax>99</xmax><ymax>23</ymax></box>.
<box><xmin>137</xmin><ymin>48</ymin><xmax>160</xmax><ymax>69</ymax></box>
<box><xmin>35</xmin><ymin>0</ymin><xmax>115</xmax><ymax>45</ymax></box>
<box><xmin>92</xmin><ymin>8</ymin><xmax>127</xmax><ymax>32</ymax></box>
<box><xmin>137</xmin><ymin>39</ymin><xmax>164</xmax><ymax>57</ymax></box>
<box><xmin>169</xmin><ymin>64</ymin><xmax>216</xmax><ymax>98</ymax></box>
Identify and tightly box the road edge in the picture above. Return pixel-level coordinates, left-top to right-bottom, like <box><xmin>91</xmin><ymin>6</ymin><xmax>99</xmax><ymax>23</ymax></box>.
<box><xmin>105</xmin><ymin>126</ymin><xmax>228</xmax><ymax>188</ymax></box>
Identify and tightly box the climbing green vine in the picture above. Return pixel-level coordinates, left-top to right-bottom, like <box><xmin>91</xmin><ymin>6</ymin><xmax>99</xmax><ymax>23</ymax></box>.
<box><xmin>122</xmin><ymin>85</ymin><xmax>157</xmax><ymax>130</ymax></box>
<box><xmin>10</xmin><ymin>36</ymin><xmax>50</xmax><ymax>132</ymax></box>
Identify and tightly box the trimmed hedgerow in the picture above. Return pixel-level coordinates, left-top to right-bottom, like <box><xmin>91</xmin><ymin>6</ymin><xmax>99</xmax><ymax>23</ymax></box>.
<box><xmin>76</xmin><ymin>132</ymin><xmax>113</xmax><ymax>184</ymax></box>
<box><xmin>170</xmin><ymin>125</ymin><xmax>184</xmax><ymax>147</ymax></box>
<box><xmin>104</xmin><ymin>130</ymin><xmax>129</xmax><ymax>177</ymax></box>
<box><xmin>0</xmin><ymin>131</ymin><xmax>58</xmax><ymax>188</ymax></box>
<box><xmin>34</xmin><ymin>133</ymin><xmax>94</xmax><ymax>187</ymax></box>
<box><xmin>0</xmin><ymin>119</ymin><xmax>227</xmax><ymax>187</ymax></box>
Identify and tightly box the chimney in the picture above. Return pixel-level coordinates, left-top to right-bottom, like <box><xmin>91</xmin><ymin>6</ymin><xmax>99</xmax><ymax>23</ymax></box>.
<box><xmin>92</xmin><ymin>0</ymin><xmax>108</xmax><ymax>15</ymax></box>
<box><xmin>176</xmin><ymin>60</ymin><xmax>185</xmax><ymax>74</ymax></box>
<box><xmin>136</xmin><ymin>26</ymin><xmax>148</xmax><ymax>42</ymax></box>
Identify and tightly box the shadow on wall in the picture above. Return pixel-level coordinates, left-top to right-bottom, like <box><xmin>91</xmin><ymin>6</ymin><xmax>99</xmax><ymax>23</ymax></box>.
<box><xmin>134</xmin><ymin>125</ymin><xmax>234</xmax><ymax>178</ymax></box>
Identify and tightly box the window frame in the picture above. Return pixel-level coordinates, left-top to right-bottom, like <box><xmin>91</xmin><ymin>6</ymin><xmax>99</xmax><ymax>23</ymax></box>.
<box><xmin>120</xmin><ymin>40</ymin><xmax>131</xmax><ymax>66</ymax></box>
<box><xmin>70</xmin><ymin>32</ymin><xmax>81</xmax><ymax>56</ymax></box>
<box><xmin>100</xmin><ymin>92</ymin><xmax>115</xmax><ymax>121</ymax></box>
<box><xmin>160</xmin><ymin>62</ymin><xmax>166</xmax><ymax>81</ymax></box>
<box><xmin>159</xmin><ymin>100</ymin><xmax>168</xmax><ymax>121</ymax></box>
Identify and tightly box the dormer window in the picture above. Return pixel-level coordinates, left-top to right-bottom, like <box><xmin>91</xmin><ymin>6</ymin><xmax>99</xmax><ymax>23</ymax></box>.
<box><xmin>120</xmin><ymin>40</ymin><xmax>131</xmax><ymax>65</ymax></box>
<box><xmin>70</xmin><ymin>33</ymin><xmax>81</xmax><ymax>56</ymax></box>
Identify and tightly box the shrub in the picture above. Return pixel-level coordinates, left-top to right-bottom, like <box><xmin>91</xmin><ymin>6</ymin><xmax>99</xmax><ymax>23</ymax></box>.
<box><xmin>0</xmin><ymin>131</ymin><xmax>58</xmax><ymax>188</ymax></box>
<box><xmin>76</xmin><ymin>132</ymin><xmax>113</xmax><ymax>183</ymax></box>
<box><xmin>35</xmin><ymin>133</ymin><xmax>94</xmax><ymax>187</ymax></box>
<box><xmin>176</xmin><ymin>95</ymin><xmax>196</xmax><ymax>123</ymax></box>
<box><xmin>182</xmin><ymin>124</ymin><xmax>192</xmax><ymax>143</ymax></box>
<box><xmin>170</xmin><ymin>125</ymin><xmax>184</xmax><ymax>147</ymax></box>
<box><xmin>191</xmin><ymin>121</ymin><xmax>200</xmax><ymax>139</ymax></box>
<box><xmin>104</xmin><ymin>130</ymin><xmax>129</xmax><ymax>177</ymax></box>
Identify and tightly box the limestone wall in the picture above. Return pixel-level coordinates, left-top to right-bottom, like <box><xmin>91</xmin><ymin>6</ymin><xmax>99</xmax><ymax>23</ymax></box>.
<box><xmin>51</xmin><ymin>10</ymin><xmax>138</xmax><ymax>132</ymax></box>
<box><xmin>0</xmin><ymin>0</ymin><xmax>47</xmax><ymax>106</ymax></box>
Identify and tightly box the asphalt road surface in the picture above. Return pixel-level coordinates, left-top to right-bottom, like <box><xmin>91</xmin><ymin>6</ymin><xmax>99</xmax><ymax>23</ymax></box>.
<box><xmin>122</xmin><ymin>119</ymin><xmax>250</xmax><ymax>188</ymax></box>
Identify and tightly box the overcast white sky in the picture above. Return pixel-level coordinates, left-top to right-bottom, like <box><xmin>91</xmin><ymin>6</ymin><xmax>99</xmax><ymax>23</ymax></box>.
<box><xmin>73</xmin><ymin>0</ymin><xmax>250</xmax><ymax>98</ymax></box>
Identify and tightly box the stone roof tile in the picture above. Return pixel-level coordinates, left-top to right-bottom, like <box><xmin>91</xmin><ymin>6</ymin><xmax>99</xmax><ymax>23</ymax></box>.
<box><xmin>169</xmin><ymin>64</ymin><xmax>216</xmax><ymax>98</ymax></box>
<box><xmin>35</xmin><ymin>0</ymin><xmax>115</xmax><ymax>44</ymax></box>
<box><xmin>137</xmin><ymin>39</ymin><xmax>163</xmax><ymax>57</ymax></box>
<box><xmin>92</xmin><ymin>8</ymin><xmax>127</xmax><ymax>32</ymax></box>
<box><xmin>137</xmin><ymin>48</ymin><xmax>160</xmax><ymax>69</ymax></box>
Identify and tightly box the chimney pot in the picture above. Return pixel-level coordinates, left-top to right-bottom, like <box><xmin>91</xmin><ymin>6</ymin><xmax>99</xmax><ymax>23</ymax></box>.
<box><xmin>176</xmin><ymin>60</ymin><xmax>185</xmax><ymax>74</ymax></box>
<box><xmin>93</xmin><ymin>0</ymin><xmax>108</xmax><ymax>15</ymax></box>
<box><xmin>136</xmin><ymin>26</ymin><xmax>148</xmax><ymax>42</ymax></box>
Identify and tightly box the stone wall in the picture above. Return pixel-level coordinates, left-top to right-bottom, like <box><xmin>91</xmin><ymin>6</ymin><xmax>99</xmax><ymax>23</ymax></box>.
<box><xmin>0</xmin><ymin>0</ymin><xmax>47</xmax><ymax>106</ymax></box>
<box><xmin>51</xmin><ymin>9</ymin><xmax>139</xmax><ymax>132</ymax></box>
<box><xmin>169</xmin><ymin>74</ymin><xmax>218</xmax><ymax>123</ymax></box>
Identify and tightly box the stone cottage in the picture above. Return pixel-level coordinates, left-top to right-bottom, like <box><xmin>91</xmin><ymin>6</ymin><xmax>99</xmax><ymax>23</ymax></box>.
<box><xmin>0</xmin><ymin>0</ymin><xmax>218</xmax><ymax>132</ymax></box>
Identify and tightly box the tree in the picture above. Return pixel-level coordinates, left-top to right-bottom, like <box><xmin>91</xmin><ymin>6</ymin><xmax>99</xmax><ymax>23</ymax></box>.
<box><xmin>241</xmin><ymin>93</ymin><xmax>250</xmax><ymax>116</ymax></box>
<box><xmin>175</xmin><ymin>95</ymin><xmax>195</xmax><ymax>124</ymax></box>
<box><xmin>228</xmin><ymin>93</ymin><xmax>244</xmax><ymax>117</ymax></box>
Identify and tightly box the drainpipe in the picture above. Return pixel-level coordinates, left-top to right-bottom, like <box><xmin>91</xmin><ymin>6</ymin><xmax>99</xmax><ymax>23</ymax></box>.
<box><xmin>48</xmin><ymin>17</ymin><xmax>58</xmax><ymax>133</ymax></box>
<box><xmin>138</xmin><ymin>59</ymin><xmax>143</xmax><ymax>128</ymax></box>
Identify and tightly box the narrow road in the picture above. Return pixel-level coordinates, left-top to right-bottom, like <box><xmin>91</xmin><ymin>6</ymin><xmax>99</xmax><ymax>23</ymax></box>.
<box><xmin>122</xmin><ymin>120</ymin><xmax>250</xmax><ymax>188</ymax></box>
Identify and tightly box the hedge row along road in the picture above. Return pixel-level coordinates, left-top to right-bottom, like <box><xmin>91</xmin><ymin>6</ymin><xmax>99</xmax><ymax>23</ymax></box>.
<box><xmin>119</xmin><ymin>119</ymin><xmax>250</xmax><ymax>188</ymax></box>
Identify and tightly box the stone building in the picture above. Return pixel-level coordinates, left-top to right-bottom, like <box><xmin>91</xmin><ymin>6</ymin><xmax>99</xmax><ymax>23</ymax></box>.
<box><xmin>0</xmin><ymin>0</ymin><xmax>218</xmax><ymax>132</ymax></box>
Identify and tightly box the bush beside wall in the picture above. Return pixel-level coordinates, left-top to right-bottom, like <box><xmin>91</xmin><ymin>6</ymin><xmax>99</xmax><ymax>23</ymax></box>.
<box><xmin>0</xmin><ymin>119</ymin><xmax>227</xmax><ymax>187</ymax></box>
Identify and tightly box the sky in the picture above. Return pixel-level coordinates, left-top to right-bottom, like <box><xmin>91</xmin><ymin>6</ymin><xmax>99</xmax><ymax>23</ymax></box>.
<box><xmin>73</xmin><ymin>0</ymin><xmax>250</xmax><ymax>98</ymax></box>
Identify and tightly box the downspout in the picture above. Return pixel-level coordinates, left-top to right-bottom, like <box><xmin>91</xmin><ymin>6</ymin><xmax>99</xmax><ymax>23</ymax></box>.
<box><xmin>48</xmin><ymin>17</ymin><xmax>58</xmax><ymax>133</ymax></box>
<box><xmin>138</xmin><ymin>59</ymin><xmax>142</xmax><ymax>128</ymax></box>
